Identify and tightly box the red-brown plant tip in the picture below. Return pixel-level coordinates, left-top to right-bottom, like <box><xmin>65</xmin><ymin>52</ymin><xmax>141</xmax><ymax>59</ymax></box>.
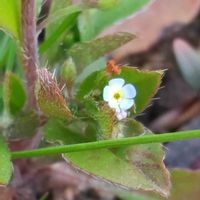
<box><xmin>36</xmin><ymin>69</ymin><xmax>72</xmax><ymax>119</ymax></box>
<box><xmin>106</xmin><ymin>59</ymin><xmax>121</xmax><ymax>75</ymax></box>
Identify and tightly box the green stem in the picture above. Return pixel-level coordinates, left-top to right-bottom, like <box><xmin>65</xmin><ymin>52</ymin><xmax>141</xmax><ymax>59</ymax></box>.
<box><xmin>11</xmin><ymin>129</ymin><xmax>200</xmax><ymax>159</ymax></box>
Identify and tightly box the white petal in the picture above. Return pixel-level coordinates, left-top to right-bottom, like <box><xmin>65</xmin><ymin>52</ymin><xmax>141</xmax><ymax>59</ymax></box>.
<box><xmin>103</xmin><ymin>86</ymin><xmax>110</xmax><ymax>101</ymax></box>
<box><xmin>109</xmin><ymin>78</ymin><xmax>125</xmax><ymax>88</ymax></box>
<box><xmin>116</xmin><ymin>110</ymin><xmax>127</xmax><ymax>120</ymax></box>
<box><xmin>115</xmin><ymin>106</ymin><xmax>121</xmax><ymax>113</ymax></box>
<box><xmin>123</xmin><ymin>84</ymin><xmax>136</xmax><ymax>98</ymax></box>
<box><xmin>119</xmin><ymin>99</ymin><xmax>134</xmax><ymax>110</ymax></box>
<box><xmin>108</xmin><ymin>99</ymin><xmax>119</xmax><ymax>110</ymax></box>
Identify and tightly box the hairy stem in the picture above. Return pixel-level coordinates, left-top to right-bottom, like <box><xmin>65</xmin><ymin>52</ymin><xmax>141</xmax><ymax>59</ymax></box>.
<box><xmin>11</xmin><ymin>129</ymin><xmax>200</xmax><ymax>159</ymax></box>
<box><xmin>22</xmin><ymin>0</ymin><xmax>38</xmax><ymax>108</ymax></box>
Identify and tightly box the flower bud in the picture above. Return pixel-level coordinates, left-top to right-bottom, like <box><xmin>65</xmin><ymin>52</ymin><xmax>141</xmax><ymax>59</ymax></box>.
<box><xmin>60</xmin><ymin>58</ymin><xmax>77</xmax><ymax>85</ymax></box>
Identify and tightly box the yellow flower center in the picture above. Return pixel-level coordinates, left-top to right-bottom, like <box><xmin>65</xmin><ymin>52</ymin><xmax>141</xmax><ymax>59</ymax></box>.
<box><xmin>112</xmin><ymin>90</ymin><xmax>123</xmax><ymax>102</ymax></box>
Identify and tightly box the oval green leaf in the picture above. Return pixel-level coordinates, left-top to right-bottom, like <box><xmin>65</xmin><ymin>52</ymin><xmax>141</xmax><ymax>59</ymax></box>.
<box><xmin>76</xmin><ymin>67</ymin><xmax>163</xmax><ymax>114</ymax></box>
<box><xmin>3</xmin><ymin>72</ymin><xmax>26</xmax><ymax>116</ymax></box>
<box><xmin>78</xmin><ymin>0</ymin><xmax>149</xmax><ymax>40</ymax></box>
<box><xmin>44</xmin><ymin>118</ymin><xmax>170</xmax><ymax>196</ymax></box>
<box><xmin>0</xmin><ymin>0</ymin><xmax>21</xmax><ymax>40</ymax></box>
<box><xmin>117</xmin><ymin>67</ymin><xmax>163</xmax><ymax>114</ymax></box>
<box><xmin>69</xmin><ymin>32</ymin><xmax>135</xmax><ymax>70</ymax></box>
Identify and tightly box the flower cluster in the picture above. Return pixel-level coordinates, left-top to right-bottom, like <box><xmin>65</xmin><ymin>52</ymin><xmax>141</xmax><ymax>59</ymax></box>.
<box><xmin>103</xmin><ymin>78</ymin><xmax>136</xmax><ymax>120</ymax></box>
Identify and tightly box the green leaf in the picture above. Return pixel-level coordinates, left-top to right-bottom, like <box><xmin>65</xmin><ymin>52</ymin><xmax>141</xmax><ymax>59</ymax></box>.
<box><xmin>44</xmin><ymin>118</ymin><xmax>170</xmax><ymax>196</ymax></box>
<box><xmin>117</xmin><ymin>67</ymin><xmax>163</xmax><ymax>114</ymax></box>
<box><xmin>76</xmin><ymin>67</ymin><xmax>163</xmax><ymax>114</ymax></box>
<box><xmin>93</xmin><ymin>104</ymin><xmax>116</xmax><ymax>139</ymax></box>
<box><xmin>66</xmin><ymin>149</ymin><xmax>162</xmax><ymax>191</ymax></box>
<box><xmin>117</xmin><ymin>190</ymin><xmax>159</xmax><ymax>200</ymax></box>
<box><xmin>127</xmin><ymin>143</ymin><xmax>169</xmax><ymax>196</ymax></box>
<box><xmin>3</xmin><ymin>72</ymin><xmax>26</xmax><ymax>116</ymax></box>
<box><xmin>44</xmin><ymin>117</ymin><xmax>98</xmax><ymax>147</ymax></box>
<box><xmin>45</xmin><ymin>5</ymin><xmax>81</xmax><ymax>29</ymax></box>
<box><xmin>0</xmin><ymin>135</ymin><xmax>12</xmax><ymax>185</ymax></box>
<box><xmin>36</xmin><ymin>69</ymin><xmax>72</xmax><ymax>119</ymax></box>
<box><xmin>76</xmin><ymin>70</ymin><xmax>108</xmax><ymax>100</ymax></box>
<box><xmin>96</xmin><ymin>0</ymin><xmax>119</xmax><ymax>10</ymax></box>
<box><xmin>83</xmin><ymin>0</ymin><xmax>119</xmax><ymax>10</ymax></box>
<box><xmin>44</xmin><ymin>118</ymin><xmax>84</xmax><ymax>144</ymax></box>
<box><xmin>169</xmin><ymin>170</ymin><xmax>200</xmax><ymax>200</ymax></box>
<box><xmin>39</xmin><ymin>1</ymin><xmax>81</xmax><ymax>66</ymax></box>
<box><xmin>69</xmin><ymin>32</ymin><xmax>135</xmax><ymax>70</ymax></box>
<box><xmin>75</xmin><ymin>57</ymin><xmax>107</xmax><ymax>85</ymax></box>
<box><xmin>39</xmin><ymin>5</ymin><xmax>81</xmax><ymax>54</ymax></box>
<box><xmin>0</xmin><ymin>83</ymin><xmax>3</xmax><ymax>114</ymax></box>
<box><xmin>113</xmin><ymin>119</ymin><xmax>170</xmax><ymax>196</ymax></box>
<box><xmin>173</xmin><ymin>38</ymin><xmax>200</xmax><ymax>93</ymax></box>
<box><xmin>65</xmin><ymin>141</ymin><xmax>169</xmax><ymax>197</ymax></box>
<box><xmin>4</xmin><ymin>110</ymin><xmax>39</xmax><ymax>140</ymax></box>
<box><xmin>112</xmin><ymin>118</ymin><xmax>145</xmax><ymax>138</ymax></box>
<box><xmin>78</xmin><ymin>0</ymin><xmax>149</xmax><ymax>40</ymax></box>
<box><xmin>0</xmin><ymin>32</ymin><xmax>19</xmax><ymax>73</ymax></box>
<box><xmin>0</xmin><ymin>0</ymin><xmax>21</xmax><ymax>40</ymax></box>
<box><xmin>82</xmin><ymin>99</ymin><xmax>116</xmax><ymax>139</ymax></box>
<box><xmin>0</xmin><ymin>33</ymin><xmax>10</xmax><ymax>69</ymax></box>
<box><xmin>36</xmin><ymin>0</ymin><xmax>43</xmax><ymax>16</ymax></box>
<box><xmin>153</xmin><ymin>169</ymin><xmax>200</xmax><ymax>200</ymax></box>
<box><xmin>4</xmin><ymin>39</ymin><xmax>17</xmax><ymax>72</ymax></box>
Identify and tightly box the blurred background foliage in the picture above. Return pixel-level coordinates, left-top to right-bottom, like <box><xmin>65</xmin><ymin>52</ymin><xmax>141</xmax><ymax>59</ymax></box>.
<box><xmin>1</xmin><ymin>0</ymin><xmax>200</xmax><ymax>199</ymax></box>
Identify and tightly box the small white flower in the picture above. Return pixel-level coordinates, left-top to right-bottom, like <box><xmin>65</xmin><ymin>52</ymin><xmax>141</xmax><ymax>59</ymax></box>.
<box><xmin>103</xmin><ymin>78</ymin><xmax>136</xmax><ymax>120</ymax></box>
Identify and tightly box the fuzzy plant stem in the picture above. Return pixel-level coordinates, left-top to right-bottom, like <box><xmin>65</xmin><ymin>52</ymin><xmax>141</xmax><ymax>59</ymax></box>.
<box><xmin>11</xmin><ymin>129</ymin><xmax>200</xmax><ymax>159</ymax></box>
<box><xmin>22</xmin><ymin>0</ymin><xmax>38</xmax><ymax>108</ymax></box>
